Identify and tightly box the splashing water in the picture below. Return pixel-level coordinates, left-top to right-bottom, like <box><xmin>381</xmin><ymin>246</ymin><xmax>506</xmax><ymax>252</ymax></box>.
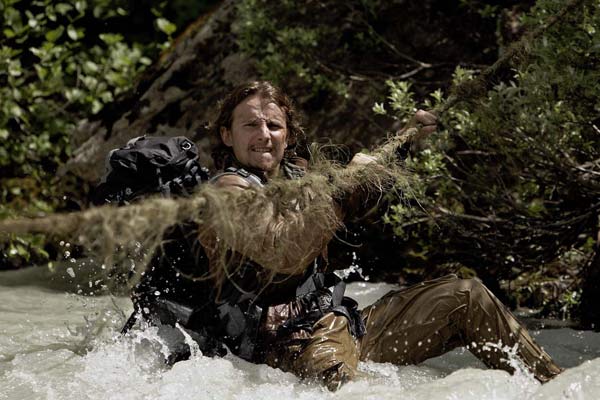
<box><xmin>481</xmin><ymin>341</ymin><xmax>538</xmax><ymax>397</ymax></box>
<box><xmin>1</xmin><ymin>268</ymin><xmax>600</xmax><ymax>400</ymax></box>
<box><xmin>335</xmin><ymin>252</ymin><xmax>370</xmax><ymax>281</ymax></box>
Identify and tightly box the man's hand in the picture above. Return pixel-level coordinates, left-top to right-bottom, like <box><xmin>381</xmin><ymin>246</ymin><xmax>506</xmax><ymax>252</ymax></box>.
<box><xmin>349</xmin><ymin>152</ymin><xmax>378</xmax><ymax>167</ymax></box>
<box><xmin>349</xmin><ymin>109</ymin><xmax>438</xmax><ymax>166</ymax></box>
<box><xmin>399</xmin><ymin>109</ymin><xmax>438</xmax><ymax>153</ymax></box>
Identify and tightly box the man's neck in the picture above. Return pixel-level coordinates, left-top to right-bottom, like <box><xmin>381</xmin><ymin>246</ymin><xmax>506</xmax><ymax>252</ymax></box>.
<box><xmin>266</xmin><ymin>165</ymin><xmax>281</xmax><ymax>179</ymax></box>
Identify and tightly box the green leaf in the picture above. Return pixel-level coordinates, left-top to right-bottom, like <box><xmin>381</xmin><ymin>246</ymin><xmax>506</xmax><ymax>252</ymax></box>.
<box><xmin>29</xmin><ymin>47</ymin><xmax>41</xmax><ymax>57</ymax></box>
<box><xmin>4</xmin><ymin>6</ymin><xmax>23</xmax><ymax>28</ymax></box>
<box><xmin>65</xmin><ymin>88</ymin><xmax>83</xmax><ymax>102</ymax></box>
<box><xmin>45</xmin><ymin>26</ymin><xmax>64</xmax><ymax>42</ymax></box>
<box><xmin>12</xmin><ymin>87</ymin><xmax>22</xmax><ymax>101</ymax></box>
<box><xmin>67</xmin><ymin>25</ymin><xmax>78</xmax><ymax>40</ymax></box>
<box><xmin>81</xmin><ymin>75</ymin><xmax>98</xmax><ymax>90</ymax></box>
<box><xmin>0</xmin><ymin>129</ymin><xmax>9</xmax><ymax>140</ymax></box>
<box><xmin>45</xmin><ymin>5</ymin><xmax>57</xmax><ymax>22</ymax></box>
<box><xmin>55</xmin><ymin>3</ymin><xmax>73</xmax><ymax>15</ymax></box>
<box><xmin>528</xmin><ymin>198</ymin><xmax>546</xmax><ymax>215</ymax></box>
<box><xmin>10</xmin><ymin>104</ymin><xmax>23</xmax><ymax>118</ymax></box>
<box><xmin>99</xmin><ymin>33</ymin><xmax>123</xmax><ymax>45</ymax></box>
<box><xmin>27</xmin><ymin>18</ymin><xmax>39</xmax><ymax>28</ymax></box>
<box><xmin>84</xmin><ymin>60</ymin><xmax>99</xmax><ymax>73</ymax></box>
<box><xmin>372</xmin><ymin>102</ymin><xmax>386</xmax><ymax>115</ymax></box>
<box><xmin>36</xmin><ymin>247</ymin><xmax>50</xmax><ymax>260</ymax></box>
<box><xmin>34</xmin><ymin>64</ymin><xmax>48</xmax><ymax>80</ymax></box>
<box><xmin>8</xmin><ymin>60</ymin><xmax>22</xmax><ymax>76</ymax></box>
<box><xmin>15</xmin><ymin>243</ymin><xmax>30</xmax><ymax>260</ymax></box>
<box><xmin>3</xmin><ymin>29</ymin><xmax>16</xmax><ymax>38</ymax></box>
<box><xmin>100</xmin><ymin>91</ymin><xmax>113</xmax><ymax>103</ymax></box>
<box><xmin>91</xmin><ymin>99</ymin><xmax>102</xmax><ymax>114</ymax></box>
<box><xmin>7</xmin><ymin>245</ymin><xmax>19</xmax><ymax>257</ymax></box>
<box><xmin>156</xmin><ymin>18</ymin><xmax>176</xmax><ymax>36</ymax></box>
<box><xmin>92</xmin><ymin>5</ymin><xmax>103</xmax><ymax>18</ymax></box>
<box><xmin>75</xmin><ymin>0</ymin><xmax>87</xmax><ymax>14</ymax></box>
<box><xmin>16</xmin><ymin>34</ymin><xmax>31</xmax><ymax>45</ymax></box>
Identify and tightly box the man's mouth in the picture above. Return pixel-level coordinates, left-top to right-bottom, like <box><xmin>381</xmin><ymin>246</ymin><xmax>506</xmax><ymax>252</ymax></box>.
<box><xmin>251</xmin><ymin>147</ymin><xmax>272</xmax><ymax>153</ymax></box>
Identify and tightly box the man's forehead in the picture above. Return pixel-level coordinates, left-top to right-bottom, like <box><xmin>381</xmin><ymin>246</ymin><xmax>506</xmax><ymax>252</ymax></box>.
<box><xmin>233</xmin><ymin>95</ymin><xmax>285</xmax><ymax>120</ymax></box>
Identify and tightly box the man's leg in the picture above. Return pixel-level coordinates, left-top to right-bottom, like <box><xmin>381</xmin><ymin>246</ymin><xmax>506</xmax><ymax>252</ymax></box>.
<box><xmin>358</xmin><ymin>274</ymin><xmax>561</xmax><ymax>382</ymax></box>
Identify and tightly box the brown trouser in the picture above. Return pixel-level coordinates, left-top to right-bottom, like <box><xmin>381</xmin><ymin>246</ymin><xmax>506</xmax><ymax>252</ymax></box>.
<box><xmin>266</xmin><ymin>275</ymin><xmax>561</xmax><ymax>389</ymax></box>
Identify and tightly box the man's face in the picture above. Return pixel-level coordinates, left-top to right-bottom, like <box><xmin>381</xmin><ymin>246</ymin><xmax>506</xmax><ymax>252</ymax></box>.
<box><xmin>220</xmin><ymin>94</ymin><xmax>288</xmax><ymax>176</ymax></box>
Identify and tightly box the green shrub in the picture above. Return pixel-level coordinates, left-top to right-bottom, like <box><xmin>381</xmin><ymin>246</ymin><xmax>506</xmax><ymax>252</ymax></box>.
<box><xmin>381</xmin><ymin>0</ymin><xmax>600</xmax><ymax>286</ymax></box>
<box><xmin>0</xmin><ymin>0</ymin><xmax>176</xmax><ymax>268</ymax></box>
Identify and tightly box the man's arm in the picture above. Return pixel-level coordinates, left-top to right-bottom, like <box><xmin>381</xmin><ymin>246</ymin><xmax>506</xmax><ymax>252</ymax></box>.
<box><xmin>201</xmin><ymin>174</ymin><xmax>337</xmax><ymax>276</ymax></box>
<box><xmin>340</xmin><ymin>109</ymin><xmax>438</xmax><ymax>219</ymax></box>
<box><xmin>348</xmin><ymin>109</ymin><xmax>438</xmax><ymax>168</ymax></box>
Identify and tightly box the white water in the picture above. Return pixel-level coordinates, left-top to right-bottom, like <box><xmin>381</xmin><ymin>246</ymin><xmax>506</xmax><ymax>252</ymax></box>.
<box><xmin>1</xmin><ymin>268</ymin><xmax>600</xmax><ymax>400</ymax></box>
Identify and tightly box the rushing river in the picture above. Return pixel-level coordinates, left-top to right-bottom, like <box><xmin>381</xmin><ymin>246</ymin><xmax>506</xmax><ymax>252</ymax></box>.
<box><xmin>1</xmin><ymin>265</ymin><xmax>600</xmax><ymax>400</ymax></box>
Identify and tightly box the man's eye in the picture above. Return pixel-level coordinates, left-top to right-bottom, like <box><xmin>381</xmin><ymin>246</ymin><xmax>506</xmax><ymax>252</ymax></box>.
<box><xmin>269</xmin><ymin>123</ymin><xmax>283</xmax><ymax>129</ymax></box>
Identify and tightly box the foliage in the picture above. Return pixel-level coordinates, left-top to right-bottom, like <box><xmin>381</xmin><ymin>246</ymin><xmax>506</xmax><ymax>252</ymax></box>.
<box><xmin>234</xmin><ymin>2</ymin><xmax>515</xmax><ymax>282</ymax></box>
<box><xmin>2</xmin><ymin>0</ymin><xmax>595</xmax><ymax>325</ymax></box>
<box><xmin>235</xmin><ymin>0</ymin><xmax>502</xmax><ymax>101</ymax></box>
<box><xmin>0</xmin><ymin>0</ymin><xmax>176</xmax><ymax>268</ymax></box>
<box><xmin>236</xmin><ymin>0</ymin><xmax>351</xmax><ymax>97</ymax></box>
<box><xmin>381</xmin><ymin>0</ymin><xmax>600</xmax><ymax>303</ymax></box>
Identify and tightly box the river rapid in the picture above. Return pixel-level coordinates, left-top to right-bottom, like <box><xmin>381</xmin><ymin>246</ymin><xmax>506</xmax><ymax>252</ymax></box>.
<box><xmin>1</xmin><ymin>266</ymin><xmax>600</xmax><ymax>400</ymax></box>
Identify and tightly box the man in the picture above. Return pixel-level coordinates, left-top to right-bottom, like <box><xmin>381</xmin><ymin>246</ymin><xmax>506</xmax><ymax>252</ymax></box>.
<box><xmin>132</xmin><ymin>81</ymin><xmax>561</xmax><ymax>390</ymax></box>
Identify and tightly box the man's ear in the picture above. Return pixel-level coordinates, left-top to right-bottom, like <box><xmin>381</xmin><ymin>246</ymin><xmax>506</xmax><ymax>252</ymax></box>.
<box><xmin>220</xmin><ymin>127</ymin><xmax>233</xmax><ymax>147</ymax></box>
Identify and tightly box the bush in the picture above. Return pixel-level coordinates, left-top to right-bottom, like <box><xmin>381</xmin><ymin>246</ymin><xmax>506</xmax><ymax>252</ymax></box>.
<box><xmin>0</xmin><ymin>0</ymin><xmax>176</xmax><ymax>268</ymax></box>
<box><xmin>381</xmin><ymin>0</ymin><xmax>599</xmax><ymax>296</ymax></box>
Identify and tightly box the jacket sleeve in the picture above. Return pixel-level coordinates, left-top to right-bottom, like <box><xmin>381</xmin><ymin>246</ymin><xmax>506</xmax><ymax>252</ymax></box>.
<box><xmin>332</xmin><ymin>160</ymin><xmax>398</xmax><ymax>223</ymax></box>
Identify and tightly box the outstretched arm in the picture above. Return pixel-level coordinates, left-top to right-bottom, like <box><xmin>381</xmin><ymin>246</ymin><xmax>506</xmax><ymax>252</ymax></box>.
<box><xmin>340</xmin><ymin>109</ymin><xmax>438</xmax><ymax>219</ymax></box>
<box><xmin>348</xmin><ymin>109</ymin><xmax>438</xmax><ymax>168</ymax></box>
<box><xmin>201</xmin><ymin>174</ymin><xmax>337</xmax><ymax>277</ymax></box>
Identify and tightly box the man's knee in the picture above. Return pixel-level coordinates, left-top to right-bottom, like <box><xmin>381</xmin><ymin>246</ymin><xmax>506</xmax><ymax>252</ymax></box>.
<box><xmin>456</xmin><ymin>277</ymin><xmax>485</xmax><ymax>292</ymax></box>
<box><xmin>446</xmin><ymin>277</ymin><xmax>495</xmax><ymax>308</ymax></box>
<box><xmin>292</xmin><ymin>313</ymin><xmax>359</xmax><ymax>381</ymax></box>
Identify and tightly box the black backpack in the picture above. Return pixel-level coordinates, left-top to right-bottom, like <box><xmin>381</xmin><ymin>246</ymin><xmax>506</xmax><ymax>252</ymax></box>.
<box><xmin>92</xmin><ymin>135</ymin><xmax>210</xmax><ymax>206</ymax></box>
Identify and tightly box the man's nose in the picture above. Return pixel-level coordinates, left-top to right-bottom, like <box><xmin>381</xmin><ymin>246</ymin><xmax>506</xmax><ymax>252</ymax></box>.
<box><xmin>257</xmin><ymin>121</ymin><xmax>270</xmax><ymax>139</ymax></box>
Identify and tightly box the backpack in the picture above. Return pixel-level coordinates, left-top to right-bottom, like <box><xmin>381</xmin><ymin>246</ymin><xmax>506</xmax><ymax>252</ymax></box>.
<box><xmin>92</xmin><ymin>135</ymin><xmax>210</xmax><ymax>206</ymax></box>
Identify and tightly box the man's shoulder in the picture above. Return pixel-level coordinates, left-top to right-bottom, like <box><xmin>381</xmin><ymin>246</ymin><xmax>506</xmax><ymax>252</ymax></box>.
<box><xmin>211</xmin><ymin>165</ymin><xmax>266</xmax><ymax>188</ymax></box>
<box><xmin>211</xmin><ymin>173</ymin><xmax>252</xmax><ymax>190</ymax></box>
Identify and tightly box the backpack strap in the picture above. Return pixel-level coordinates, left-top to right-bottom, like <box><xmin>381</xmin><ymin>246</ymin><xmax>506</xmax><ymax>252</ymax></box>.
<box><xmin>282</xmin><ymin>262</ymin><xmax>366</xmax><ymax>339</ymax></box>
<box><xmin>210</xmin><ymin>166</ymin><xmax>265</xmax><ymax>188</ymax></box>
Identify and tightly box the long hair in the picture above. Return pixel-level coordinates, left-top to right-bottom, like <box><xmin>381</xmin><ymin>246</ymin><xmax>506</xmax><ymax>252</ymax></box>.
<box><xmin>210</xmin><ymin>81</ymin><xmax>306</xmax><ymax>170</ymax></box>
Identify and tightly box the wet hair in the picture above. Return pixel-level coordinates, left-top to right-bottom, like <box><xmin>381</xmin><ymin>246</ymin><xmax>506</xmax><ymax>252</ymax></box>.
<box><xmin>211</xmin><ymin>81</ymin><xmax>306</xmax><ymax>170</ymax></box>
